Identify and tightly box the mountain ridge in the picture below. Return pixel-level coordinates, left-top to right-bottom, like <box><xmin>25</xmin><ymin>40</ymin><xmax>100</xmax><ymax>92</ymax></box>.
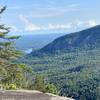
<box><xmin>30</xmin><ymin>25</ymin><xmax>100</xmax><ymax>56</ymax></box>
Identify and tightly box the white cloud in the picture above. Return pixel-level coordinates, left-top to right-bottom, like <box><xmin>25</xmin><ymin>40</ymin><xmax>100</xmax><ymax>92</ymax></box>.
<box><xmin>4</xmin><ymin>25</ymin><xmax>18</xmax><ymax>32</ymax></box>
<box><xmin>74</xmin><ymin>20</ymin><xmax>98</xmax><ymax>29</ymax></box>
<box><xmin>76</xmin><ymin>20</ymin><xmax>84</xmax><ymax>27</ymax></box>
<box><xmin>19</xmin><ymin>15</ymin><xmax>98</xmax><ymax>32</ymax></box>
<box><xmin>19</xmin><ymin>14</ymin><xmax>41</xmax><ymax>31</ymax></box>
<box><xmin>46</xmin><ymin>23</ymin><xmax>72</xmax><ymax>30</ymax></box>
<box><xmin>19</xmin><ymin>14</ymin><xmax>73</xmax><ymax>32</ymax></box>
<box><xmin>88</xmin><ymin>20</ymin><xmax>97</xmax><ymax>27</ymax></box>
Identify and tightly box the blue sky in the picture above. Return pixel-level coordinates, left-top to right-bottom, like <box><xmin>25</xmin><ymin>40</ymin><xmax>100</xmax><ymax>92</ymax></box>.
<box><xmin>0</xmin><ymin>0</ymin><xmax>100</xmax><ymax>35</ymax></box>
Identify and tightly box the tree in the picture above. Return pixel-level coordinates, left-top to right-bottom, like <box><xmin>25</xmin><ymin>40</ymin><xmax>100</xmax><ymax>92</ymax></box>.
<box><xmin>0</xmin><ymin>6</ymin><xmax>33</xmax><ymax>89</ymax></box>
<box><xmin>96</xmin><ymin>86</ymin><xmax>100</xmax><ymax>100</ymax></box>
<box><xmin>45</xmin><ymin>83</ymin><xmax>58</xmax><ymax>95</ymax></box>
<box><xmin>33</xmin><ymin>75</ymin><xmax>59</xmax><ymax>94</ymax></box>
<box><xmin>34</xmin><ymin>75</ymin><xmax>46</xmax><ymax>92</ymax></box>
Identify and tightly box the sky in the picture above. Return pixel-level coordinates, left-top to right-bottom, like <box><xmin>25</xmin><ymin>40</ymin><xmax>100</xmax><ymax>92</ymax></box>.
<box><xmin>0</xmin><ymin>0</ymin><xmax>100</xmax><ymax>35</ymax></box>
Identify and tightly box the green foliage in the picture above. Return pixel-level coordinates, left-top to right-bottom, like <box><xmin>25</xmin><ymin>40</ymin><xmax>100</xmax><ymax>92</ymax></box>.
<box><xmin>0</xmin><ymin>6</ymin><xmax>6</xmax><ymax>14</ymax></box>
<box><xmin>33</xmin><ymin>75</ymin><xmax>59</xmax><ymax>94</ymax></box>
<box><xmin>45</xmin><ymin>83</ymin><xmax>58</xmax><ymax>95</ymax></box>
<box><xmin>20</xmin><ymin>49</ymin><xmax>100</xmax><ymax>100</ymax></box>
<box><xmin>96</xmin><ymin>85</ymin><xmax>100</xmax><ymax>100</ymax></box>
<box><xmin>34</xmin><ymin>75</ymin><xmax>46</xmax><ymax>92</ymax></box>
<box><xmin>6</xmin><ymin>84</ymin><xmax>17</xmax><ymax>90</ymax></box>
<box><xmin>0</xmin><ymin>6</ymin><xmax>34</xmax><ymax>90</ymax></box>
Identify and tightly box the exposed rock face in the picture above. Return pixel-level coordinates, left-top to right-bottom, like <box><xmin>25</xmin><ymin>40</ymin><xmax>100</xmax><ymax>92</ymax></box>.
<box><xmin>0</xmin><ymin>90</ymin><xmax>74</xmax><ymax>100</ymax></box>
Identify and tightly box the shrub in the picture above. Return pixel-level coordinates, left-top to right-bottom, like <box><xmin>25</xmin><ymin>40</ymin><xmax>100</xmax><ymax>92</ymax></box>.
<box><xmin>45</xmin><ymin>83</ymin><xmax>59</xmax><ymax>95</ymax></box>
<box><xmin>6</xmin><ymin>84</ymin><xmax>17</xmax><ymax>90</ymax></box>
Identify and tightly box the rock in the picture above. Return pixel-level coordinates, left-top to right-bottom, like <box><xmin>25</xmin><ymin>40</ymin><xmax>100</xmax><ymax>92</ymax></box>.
<box><xmin>0</xmin><ymin>90</ymin><xmax>74</xmax><ymax>100</ymax></box>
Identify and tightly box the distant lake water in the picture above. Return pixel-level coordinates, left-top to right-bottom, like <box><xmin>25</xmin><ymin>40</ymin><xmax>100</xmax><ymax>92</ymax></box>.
<box><xmin>24</xmin><ymin>48</ymin><xmax>33</xmax><ymax>54</ymax></box>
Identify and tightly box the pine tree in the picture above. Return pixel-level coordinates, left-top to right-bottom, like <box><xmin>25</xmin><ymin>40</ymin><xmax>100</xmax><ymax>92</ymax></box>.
<box><xmin>0</xmin><ymin>6</ymin><xmax>27</xmax><ymax>89</ymax></box>
<box><xmin>34</xmin><ymin>75</ymin><xmax>46</xmax><ymax>92</ymax></box>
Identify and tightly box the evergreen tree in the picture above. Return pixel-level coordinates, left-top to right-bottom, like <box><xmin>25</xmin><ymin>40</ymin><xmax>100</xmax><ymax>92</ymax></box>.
<box><xmin>34</xmin><ymin>75</ymin><xmax>46</xmax><ymax>92</ymax></box>
<box><xmin>96</xmin><ymin>86</ymin><xmax>100</xmax><ymax>100</ymax></box>
<box><xmin>0</xmin><ymin>6</ymin><xmax>33</xmax><ymax>89</ymax></box>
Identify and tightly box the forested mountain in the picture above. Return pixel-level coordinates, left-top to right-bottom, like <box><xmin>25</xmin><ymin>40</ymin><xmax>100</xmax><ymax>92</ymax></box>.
<box><xmin>22</xmin><ymin>49</ymin><xmax>100</xmax><ymax>100</ymax></box>
<box><xmin>2</xmin><ymin>0</ymin><xmax>100</xmax><ymax>99</ymax></box>
<box><xmin>31</xmin><ymin>25</ymin><xmax>100</xmax><ymax>56</ymax></box>
<box><xmin>20</xmin><ymin>25</ymin><xmax>100</xmax><ymax>100</ymax></box>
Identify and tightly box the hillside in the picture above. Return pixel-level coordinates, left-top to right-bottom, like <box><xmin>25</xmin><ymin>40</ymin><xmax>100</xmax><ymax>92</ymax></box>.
<box><xmin>14</xmin><ymin>49</ymin><xmax>100</xmax><ymax>100</ymax></box>
<box><xmin>18</xmin><ymin>25</ymin><xmax>100</xmax><ymax>100</ymax></box>
<box><xmin>31</xmin><ymin>25</ymin><xmax>100</xmax><ymax>56</ymax></box>
<box><xmin>1</xmin><ymin>1</ymin><xmax>100</xmax><ymax>100</ymax></box>
<box><xmin>0</xmin><ymin>90</ymin><xmax>74</xmax><ymax>100</ymax></box>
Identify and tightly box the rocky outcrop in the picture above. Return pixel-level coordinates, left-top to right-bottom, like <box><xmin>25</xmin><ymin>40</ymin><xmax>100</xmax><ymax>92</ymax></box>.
<box><xmin>0</xmin><ymin>90</ymin><xmax>74</xmax><ymax>100</ymax></box>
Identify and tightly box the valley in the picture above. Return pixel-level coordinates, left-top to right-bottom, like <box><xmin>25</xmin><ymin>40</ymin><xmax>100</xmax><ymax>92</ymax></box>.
<box><xmin>18</xmin><ymin>25</ymin><xmax>100</xmax><ymax>100</ymax></box>
<box><xmin>1</xmin><ymin>1</ymin><xmax>100</xmax><ymax>100</ymax></box>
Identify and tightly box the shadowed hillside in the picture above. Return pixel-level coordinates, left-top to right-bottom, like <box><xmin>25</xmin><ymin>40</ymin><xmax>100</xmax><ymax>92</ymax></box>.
<box><xmin>31</xmin><ymin>25</ymin><xmax>100</xmax><ymax>56</ymax></box>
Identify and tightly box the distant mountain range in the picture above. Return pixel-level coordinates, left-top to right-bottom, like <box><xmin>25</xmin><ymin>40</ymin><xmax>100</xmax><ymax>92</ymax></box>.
<box><xmin>31</xmin><ymin>25</ymin><xmax>100</xmax><ymax>56</ymax></box>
